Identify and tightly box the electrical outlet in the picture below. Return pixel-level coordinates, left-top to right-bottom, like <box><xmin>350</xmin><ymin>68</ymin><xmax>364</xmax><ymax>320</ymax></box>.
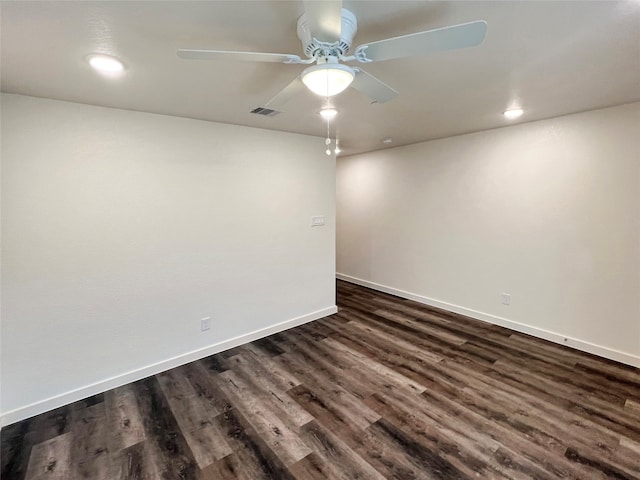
<box><xmin>311</xmin><ymin>216</ymin><xmax>325</xmax><ymax>227</ymax></box>
<box><xmin>501</xmin><ymin>293</ymin><xmax>511</xmax><ymax>306</ymax></box>
<box><xmin>200</xmin><ymin>317</ymin><xmax>211</xmax><ymax>331</ymax></box>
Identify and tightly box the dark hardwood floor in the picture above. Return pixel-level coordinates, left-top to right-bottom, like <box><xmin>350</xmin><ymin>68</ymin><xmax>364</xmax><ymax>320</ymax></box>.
<box><xmin>2</xmin><ymin>280</ymin><xmax>640</xmax><ymax>479</ymax></box>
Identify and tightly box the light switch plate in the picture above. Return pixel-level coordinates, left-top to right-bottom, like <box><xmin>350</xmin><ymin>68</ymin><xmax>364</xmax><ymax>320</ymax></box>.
<box><xmin>311</xmin><ymin>216</ymin><xmax>325</xmax><ymax>227</ymax></box>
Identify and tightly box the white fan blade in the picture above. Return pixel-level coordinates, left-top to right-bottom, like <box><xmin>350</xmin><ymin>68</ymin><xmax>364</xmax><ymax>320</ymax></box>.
<box><xmin>265</xmin><ymin>76</ymin><xmax>306</xmax><ymax>110</ymax></box>
<box><xmin>354</xmin><ymin>20</ymin><xmax>487</xmax><ymax>63</ymax></box>
<box><xmin>177</xmin><ymin>49</ymin><xmax>303</xmax><ymax>64</ymax></box>
<box><xmin>351</xmin><ymin>68</ymin><xmax>398</xmax><ymax>104</ymax></box>
<box><xmin>303</xmin><ymin>0</ymin><xmax>343</xmax><ymax>42</ymax></box>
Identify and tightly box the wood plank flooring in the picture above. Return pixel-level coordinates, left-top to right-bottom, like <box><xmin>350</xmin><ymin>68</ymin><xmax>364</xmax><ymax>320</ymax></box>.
<box><xmin>2</xmin><ymin>280</ymin><xmax>639</xmax><ymax>479</ymax></box>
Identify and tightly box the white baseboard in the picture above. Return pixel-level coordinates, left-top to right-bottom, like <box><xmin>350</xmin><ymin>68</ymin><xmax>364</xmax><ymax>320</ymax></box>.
<box><xmin>0</xmin><ymin>306</ymin><xmax>337</xmax><ymax>427</ymax></box>
<box><xmin>337</xmin><ymin>273</ymin><xmax>640</xmax><ymax>368</ymax></box>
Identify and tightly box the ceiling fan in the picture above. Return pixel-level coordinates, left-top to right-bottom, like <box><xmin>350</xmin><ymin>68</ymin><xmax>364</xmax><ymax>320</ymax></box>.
<box><xmin>177</xmin><ymin>1</ymin><xmax>487</xmax><ymax>109</ymax></box>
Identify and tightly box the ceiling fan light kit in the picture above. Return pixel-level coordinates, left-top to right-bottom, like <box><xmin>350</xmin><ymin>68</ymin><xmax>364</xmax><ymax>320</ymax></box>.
<box><xmin>302</xmin><ymin>59</ymin><xmax>355</xmax><ymax>97</ymax></box>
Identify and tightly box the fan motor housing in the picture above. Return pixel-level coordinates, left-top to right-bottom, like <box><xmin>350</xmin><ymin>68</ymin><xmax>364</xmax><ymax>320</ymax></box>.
<box><xmin>297</xmin><ymin>8</ymin><xmax>358</xmax><ymax>57</ymax></box>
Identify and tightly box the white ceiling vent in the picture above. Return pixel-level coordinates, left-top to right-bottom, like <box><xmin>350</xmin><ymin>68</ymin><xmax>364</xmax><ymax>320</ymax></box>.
<box><xmin>250</xmin><ymin>107</ymin><xmax>280</xmax><ymax>117</ymax></box>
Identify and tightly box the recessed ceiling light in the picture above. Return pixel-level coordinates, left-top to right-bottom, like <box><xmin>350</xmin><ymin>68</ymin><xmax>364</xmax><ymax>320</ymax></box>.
<box><xmin>87</xmin><ymin>54</ymin><xmax>124</xmax><ymax>73</ymax></box>
<box><xmin>503</xmin><ymin>108</ymin><xmax>524</xmax><ymax>119</ymax></box>
<box><xmin>319</xmin><ymin>108</ymin><xmax>338</xmax><ymax>120</ymax></box>
<box><xmin>382</xmin><ymin>137</ymin><xmax>393</xmax><ymax>144</ymax></box>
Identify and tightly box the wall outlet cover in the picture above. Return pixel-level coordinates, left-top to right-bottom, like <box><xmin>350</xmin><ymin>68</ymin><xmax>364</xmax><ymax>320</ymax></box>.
<box><xmin>201</xmin><ymin>317</ymin><xmax>211</xmax><ymax>331</ymax></box>
<box><xmin>501</xmin><ymin>293</ymin><xmax>511</xmax><ymax>306</ymax></box>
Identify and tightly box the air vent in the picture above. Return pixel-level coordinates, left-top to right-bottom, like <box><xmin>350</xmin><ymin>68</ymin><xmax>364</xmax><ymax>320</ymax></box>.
<box><xmin>250</xmin><ymin>107</ymin><xmax>280</xmax><ymax>117</ymax></box>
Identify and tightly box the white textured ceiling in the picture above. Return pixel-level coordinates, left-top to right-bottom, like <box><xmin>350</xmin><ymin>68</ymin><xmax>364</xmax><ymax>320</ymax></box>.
<box><xmin>2</xmin><ymin>1</ymin><xmax>639</xmax><ymax>156</ymax></box>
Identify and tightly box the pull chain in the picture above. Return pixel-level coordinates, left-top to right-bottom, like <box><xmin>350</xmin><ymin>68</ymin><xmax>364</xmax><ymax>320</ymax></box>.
<box><xmin>325</xmin><ymin>94</ymin><xmax>332</xmax><ymax>155</ymax></box>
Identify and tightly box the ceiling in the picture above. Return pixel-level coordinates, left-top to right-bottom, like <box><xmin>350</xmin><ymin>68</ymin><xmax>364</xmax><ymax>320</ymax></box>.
<box><xmin>2</xmin><ymin>1</ymin><xmax>639</xmax><ymax>156</ymax></box>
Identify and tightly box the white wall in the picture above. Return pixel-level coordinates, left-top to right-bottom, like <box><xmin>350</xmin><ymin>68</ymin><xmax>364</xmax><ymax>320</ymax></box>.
<box><xmin>1</xmin><ymin>94</ymin><xmax>336</xmax><ymax>424</ymax></box>
<box><xmin>337</xmin><ymin>103</ymin><xmax>640</xmax><ymax>366</ymax></box>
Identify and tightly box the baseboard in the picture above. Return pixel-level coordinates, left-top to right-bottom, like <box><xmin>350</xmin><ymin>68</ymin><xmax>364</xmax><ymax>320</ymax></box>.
<box><xmin>0</xmin><ymin>306</ymin><xmax>337</xmax><ymax>427</ymax></box>
<box><xmin>337</xmin><ymin>273</ymin><xmax>640</xmax><ymax>368</ymax></box>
